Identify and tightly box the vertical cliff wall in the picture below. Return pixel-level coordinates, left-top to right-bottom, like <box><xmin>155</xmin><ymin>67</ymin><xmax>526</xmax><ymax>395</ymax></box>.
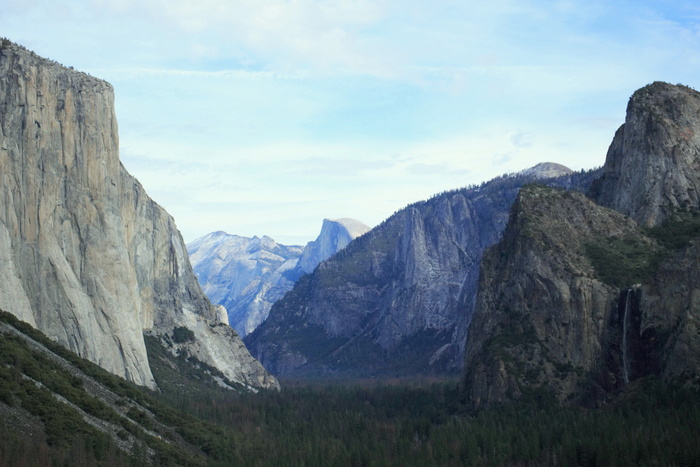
<box><xmin>463</xmin><ymin>186</ymin><xmax>651</xmax><ymax>407</ymax></box>
<box><xmin>590</xmin><ymin>82</ymin><xmax>700</xmax><ymax>227</ymax></box>
<box><xmin>0</xmin><ymin>40</ymin><xmax>277</xmax><ymax>391</ymax></box>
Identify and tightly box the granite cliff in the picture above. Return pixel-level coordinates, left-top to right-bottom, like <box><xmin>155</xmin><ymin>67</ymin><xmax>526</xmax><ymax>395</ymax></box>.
<box><xmin>245</xmin><ymin>167</ymin><xmax>599</xmax><ymax>378</ymax></box>
<box><xmin>0</xmin><ymin>40</ymin><xmax>277</xmax><ymax>391</ymax></box>
<box><xmin>464</xmin><ymin>82</ymin><xmax>700</xmax><ymax>407</ymax></box>
<box><xmin>591</xmin><ymin>82</ymin><xmax>700</xmax><ymax>227</ymax></box>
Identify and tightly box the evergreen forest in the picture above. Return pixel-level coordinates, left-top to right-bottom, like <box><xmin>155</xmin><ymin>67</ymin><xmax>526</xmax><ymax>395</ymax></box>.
<box><xmin>1</xmin><ymin>310</ymin><xmax>699</xmax><ymax>467</ymax></box>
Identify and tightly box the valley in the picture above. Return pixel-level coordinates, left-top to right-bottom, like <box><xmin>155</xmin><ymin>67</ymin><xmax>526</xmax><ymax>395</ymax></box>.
<box><xmin>1</xmin><ymin>37</ymin><xmax>700</xmax><ymax>466</ymax></box>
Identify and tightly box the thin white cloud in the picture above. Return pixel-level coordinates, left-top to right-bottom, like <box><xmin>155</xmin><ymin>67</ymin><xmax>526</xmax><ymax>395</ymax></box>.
<box><xmin>89</xmin><ymin>0</ymin><xmax>394</xmax><ymax>74</ymax></box>
<box><xmin>96</xmin><ymin>67</ymin><xmax>309</xmax><ymax>80</ymax></box>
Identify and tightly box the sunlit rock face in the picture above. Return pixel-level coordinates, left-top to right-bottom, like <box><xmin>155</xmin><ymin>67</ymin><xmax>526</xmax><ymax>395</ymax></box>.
<box><xmin>297</xmin><ymin>218</ymin><xmax>371</xmax><ymax>275</ymax></box>
<box><xmin>188</xmin><ymin>232</ymin><xmax>305</xmax><ymax>337</ymax></box>
<box><xmin>0</xmin><ymin>40</ymin><xmax>277</xmax><ymax>391</ymax></box>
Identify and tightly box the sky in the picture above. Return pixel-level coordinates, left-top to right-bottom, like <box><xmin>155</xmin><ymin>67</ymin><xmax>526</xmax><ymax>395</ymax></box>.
<box><xmin>3</xmin><ymin>1</ymin><xmax>700</xmax><ymax>245</ymax></box>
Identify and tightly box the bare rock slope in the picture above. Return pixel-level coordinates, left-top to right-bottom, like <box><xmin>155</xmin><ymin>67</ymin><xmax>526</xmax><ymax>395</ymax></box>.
<box><xmin>0</xmin><ymin>40</ymin><xmax>277</xmax><ymax>391</ymax></box>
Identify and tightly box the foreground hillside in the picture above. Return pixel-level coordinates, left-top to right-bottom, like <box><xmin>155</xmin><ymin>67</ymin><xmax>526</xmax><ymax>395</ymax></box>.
<box><xmin>0</xmin><ymin>309</ymin><xmax>255</xmax><ymax>466</ymax></box>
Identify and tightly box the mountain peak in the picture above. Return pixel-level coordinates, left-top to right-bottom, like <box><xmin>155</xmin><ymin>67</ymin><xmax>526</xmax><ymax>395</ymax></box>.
<box><xmin>518</xmin><ymin>162</ymin><xmax>573</xmax><ymax>180</ymax></box>
<box><xmin>187</xmin><ymin>217</ymin><xmax>368</xmax><ymax>336</ymax></box>
<box><xmin>590</xmin><ymin>81</ymin><xmax>700</xmax><ymax>227</ymax></box>
<box><xmin>323</xmin><ymin>218</ymin><xmax>371</xmax><ymax>240</ymax></box>
<box><xmin>299</xmin><ymin>218</ymin><xmax>371</xmax><ymax>274</ymax></box>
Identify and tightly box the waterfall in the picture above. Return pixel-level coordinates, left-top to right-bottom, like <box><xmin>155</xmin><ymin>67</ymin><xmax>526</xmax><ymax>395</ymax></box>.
<box><xmin>622</xmin><ymin>289</ymin><xmax>632</xmax><ymax>384</ymax></box>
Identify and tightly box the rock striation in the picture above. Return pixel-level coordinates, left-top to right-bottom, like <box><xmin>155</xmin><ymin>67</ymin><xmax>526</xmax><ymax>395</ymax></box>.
<box><xmin>245</xmin><ymin>168</ymin><xmax>599</xmax><ymax>378</ymax></box>
<box><xmin>0</xmin><ymin>40</ymin><xmax>277</xmax><ymax>391</ymax></box>
<box><xmin>187</xmin><ymin>218</ymin><xmax>369</xmax><ymax>337</ymax></box>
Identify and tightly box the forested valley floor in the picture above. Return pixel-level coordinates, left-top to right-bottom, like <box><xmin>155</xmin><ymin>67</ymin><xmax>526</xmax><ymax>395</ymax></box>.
<box><xmin>4</xmin><ymin>375</ymin><xmax>700</xmax><ymax>466</ymax></box>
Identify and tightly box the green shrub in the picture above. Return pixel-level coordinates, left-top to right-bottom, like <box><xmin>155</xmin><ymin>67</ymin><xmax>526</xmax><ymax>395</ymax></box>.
<box><xmin>172</xmin><ymin>326</ymin><xmax>195</xmax><ymax>343</ymax></box>
<box><xmin>645</xmin><ymin>210</ymin><xmax>700</xmax><ymax>249</ymax></box>
<box><xmin>584</xmin><ymin>236</ymin><xmax>663</xmax><ymax>288</ymax></box>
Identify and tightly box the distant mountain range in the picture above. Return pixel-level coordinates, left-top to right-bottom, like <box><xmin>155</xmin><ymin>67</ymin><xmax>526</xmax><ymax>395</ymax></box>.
<box><xmin>187</xmin><ymin>218</ymin><xmax>370</xmax><ymax>337</ymax></box>
<box><xmin>243</xmin><ymin>82</ymin><xmax>700</xmax><ymax>409</ymax></box>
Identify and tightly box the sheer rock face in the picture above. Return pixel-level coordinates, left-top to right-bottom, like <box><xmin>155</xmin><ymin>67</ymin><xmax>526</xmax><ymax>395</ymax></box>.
<box><xmin>639</xmin><ymin>243</ymin><xmax>700</xmax><ymax>386</ymax></box>
<box><xmin>0</xmin><ymin>41</ymin><xmax>278</xmax><ymax>391</ymax></box>
<box><xmin>463</xmin><ymin>187</ymin><xmax>642</xmax><ymax>407</ymax></box>
<box><xmin>591</xmin><ymin>82</ymin><xmax>700</xmax><ymax>227</ymax></box>
<box><xmin>297</xmin><ymin>218</ymin><xmax>371</xmax><ymax>274</ymax></box>
<box><xmin>245</xmin><ymin>189</ymin><xmax>517</xmax><ymax>378</ymax></box>
<box><xmin>465</xmin><ymin>185</ymin><xmax>700</xmax><ymax>408</ymax></box>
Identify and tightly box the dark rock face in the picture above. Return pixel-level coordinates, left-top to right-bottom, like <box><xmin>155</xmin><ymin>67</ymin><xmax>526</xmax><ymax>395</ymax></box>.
<box><xmin>591</xmin><ymin>82</ymin><xmax>700</xmax><ymax>227</ymax></box>
<box><xmin>245</xmin><ymin>170</ymin><xmax>599</xmax><ymax>378</ymax></box>
<box><xmin>639</xmin><ymin>243</ymin><xmax>700</xmax><ymax>387</ymax></box>
<box><xmin>465</xmin><ymin>82</ymin><xmax>700</xmax><ymax>408</ymax></box>
<box><xmin>463</xmin><ymin>186</ymin><xmax>653</xmax><ymax>407</ymax></box>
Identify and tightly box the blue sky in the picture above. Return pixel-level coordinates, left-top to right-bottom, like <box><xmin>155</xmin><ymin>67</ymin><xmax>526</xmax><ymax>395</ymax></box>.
<box><xmin>3</xmin><ymin>1</ymin><xmax>700</xmax><ymax>244</ymax></box>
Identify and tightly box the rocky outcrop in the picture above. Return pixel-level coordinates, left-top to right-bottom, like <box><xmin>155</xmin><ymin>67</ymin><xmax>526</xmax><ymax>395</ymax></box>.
<box><xmin>518</xmin><ymin>162</ymin><xmax>573</xmax><ymax>180</ymax></box>
<box><xmin>0</xmin><ymin>40</ymin><xmax>277</xmax><ymax>391</ymax></box>
<box><xmin>590</xmin><ymin>82</ymin><xmax>700</xmax><ymax>227</ymax></box>
<box><xmin>463</xmin><ymin>185</ymin><xmax>656</xmax><ymax>407</ymax></box>
<box><xmin>245</xmin><ymin>169</ymin><xmax>599</xmax><ymax>378</ymax></box>
<box><xmin>187</xmin><ymin>218</ymin><xmax>369</xmax><ymax>337</ymax></box>
<box><xmin>465</xmin><ymin>82</ymin><xmax>700</xmax><ymax>408</ymax></box>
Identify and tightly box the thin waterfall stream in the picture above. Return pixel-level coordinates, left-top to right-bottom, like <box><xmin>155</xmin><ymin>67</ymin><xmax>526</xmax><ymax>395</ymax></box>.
<box><xmin>622</xmin><ymin>289</ymin><xmax>632</xmax><ymax>384</ymax></box>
